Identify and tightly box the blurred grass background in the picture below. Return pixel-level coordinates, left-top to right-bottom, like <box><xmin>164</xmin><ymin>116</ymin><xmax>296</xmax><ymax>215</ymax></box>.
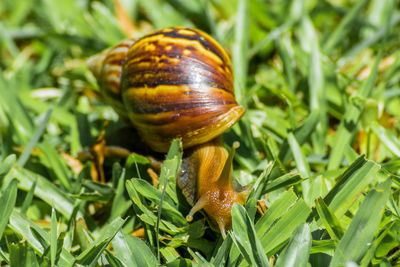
<box><xmin>1</xmin><ymin>0</ymin><xmax>400</xmax><ymax>266</ymax></box>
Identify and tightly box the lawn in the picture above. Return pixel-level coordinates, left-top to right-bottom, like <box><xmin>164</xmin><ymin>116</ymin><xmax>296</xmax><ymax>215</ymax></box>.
<box><xmin>0</xmin><ymin>0</ymin><xmax>399</xmax><ymax>266</ymax></box>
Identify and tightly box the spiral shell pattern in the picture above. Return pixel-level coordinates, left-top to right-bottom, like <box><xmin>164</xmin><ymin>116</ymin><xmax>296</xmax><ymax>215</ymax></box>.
<box><xmin>88</xmin><ymin>27</ymin><xmax>245</xmax><ymax>152</ymax></box>
<box><xmin>87</xmin><ymin>38</ymin><xmax>136</xmax><ymax>119</ymax></box>
<box><xmin>121</xmin><ymin>27</ymin><xmax>245</xmax><ymax>152</ymax></box>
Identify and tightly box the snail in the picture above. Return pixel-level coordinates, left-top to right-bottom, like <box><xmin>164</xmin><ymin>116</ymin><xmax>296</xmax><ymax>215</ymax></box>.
<box><xmin>87</xmin><ymin>27</ymin><xmax>247</xmax><ymax>237</ymax></box>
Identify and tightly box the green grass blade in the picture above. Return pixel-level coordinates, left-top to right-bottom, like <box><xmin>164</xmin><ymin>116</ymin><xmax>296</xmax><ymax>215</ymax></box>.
<box><xmin>50</xmin><ymin>205</ymin><xmax>57</xmax><ymax>267</ymax></box>
<box><xmin>37</xmin><ymin>139</ymin><xmax>72</xmax><ymax>191</ymax></box>
<box><xmin>251</xmin><ymin>160</ymin><xmax>274</xmax><ymax>201</ymax></box>
<box><xmin>9</xmin><ymin>211</ymin><xmax>75</xmax><ymax>267</ymax></box>
<box><xmin>308</xmin><ymin>40</ymin><xmax>326</xmax><ymax>154</ymax></box>
<box><xmin>328</xmin><ymin>51</ymin><xmax>382</xmax><ymax>170</ymax></box>
<box><xmin>287</xmin><ymin>132</ymin><xmax>311</xmax><ymax>179</ymax></box>
<box><xmin>187</xmin><ymin>248</ymin><xmax>212</xmax><ymax>266</ymax></box>
<box><xmin>232</xmin><ymin>0</ymin><xmax>249</xmax><ymax>106</ymax></box>
<box><xmin>0</xmin><ymin>154</ymin><xmax>16</xmax><ymax>180</ymax></box>
<box><xmin>109</xmin><ymin>165</ymin><xmax>130</xmax><ymax>221</ymax></box>
<box><xmin>275</xmin><ymin>223</ymin><xmax>311</xmax><ymax>267</ymax></box>
<box><xmin>211</xmin><ymin>235</ymin><xmax>233</xmax><ymax>266</ymax></box>
<box><xmin>340</xmin><ymin>12</ymin><xmax>400</xmax><ymax>64</ymax></box>
<box><xmin>9</xmin><ymin>211</ymin><xmax>45</xmax><ymax>254</ymax></box>
<box><xmin>132</xmin><ymin>179</ymin><xmax>185</xmax><ymax>224</ymax></box>
<box><xmin>262</xmin><ymin>173</ymin><xmax>303</xmax><ymax>194</ymax></box>
<box><xmin>278</xmin><ymin>34</ymin><xmax>295</xmax><ymax>92</ymax></box>
<box><xmin>112</xmin><ymin>231</ymin><xmax>158</xmax><ymax>267</ymax></box>
<box><xmin>304</xmin><ymin>175</ymin><xmax>329</xmax><ymax>205</ymax></box>
<box><xmin>14</xmin><ymin>168</ymin><xmax>81</xmax><ymax>219</ymax></box>
<box><xmin>20</xmin><ymin>179</ymin><xmax>36</xmax><ymax>215</ymax></box>
<box><xmin>0</xmin><ymin>247</ymin><xmax>9</xmax><ymax>264</ymax></box>
<box><xmin>324</xmin><ymin>156</ymin><xmax>380</xmax><ymax>218</ymax></box>
<box><xmin>370</xmin><ymin>121</ymin><xmax>400</xmax><ymax>157</ymax></box>
<box><xmin>75</xmin><ymin>217</ymin><xmax>125</xmax><ymax>265</ymax></box>
<box><xmin>0</xmin><ymin>179</ymin><xmax>18</xmax><ymax>238</ymax></box>
<box><xmin>315</xmin><ymin>198</ymin><xmax>344</xmax><ymax>240</ymax></box>
<box><xmin>156</xmin><ymin>139</ymin><xmax>183</xmax><ymax>261</ymax></box>
<box><xmin>249</xmin><ymin>21</ymin><xmax>293</xmax><ymax>59</ymax></box>
<box><xmin>9</xmin><ymin>242</ymin><xmax>40</xmax><ymax>267</ymax></box>
<box><xmin>258</xmin><ymin>198</ymin><xmax>311</xmax><ymax>255</ymax></box>
<box><xmin>310</xmin><ymin>240</ymin><xmax>336</xmax><ymax>254</ymax></box>
<box><xmin>256</xmin><ymin>190</ymin><xmax>298</xmax><ymax>235</ymax></box>
<box><xmin>104</xmin><ymin>250</ymin><xmax>125</xmax><ymax>267</ymax></box>
<box><xmin>17</xmin><ymin>106</ymin><xmax>53</xmax><ymax>167</ymax></box>
<box><xmin>0</xmin><ymin>77</ymin><xmax>33</xmax><ymax>143</ymax></box>
<box><xmin>160</xmin><ymin>247</ymin><xmax>180</xmax><ymax>263</ymax></box>
<box><xmin>75</xmin><ymin>218</ymin><xmax>93</xmax><ymax>252</ymax></box>
<box><xmin>231</xmin><ymin>204</ymin><xmax>270</xmax><ymax>267</ymax></box>
<box><xmin>322</xmin><ymin>0</ymin><xmax>369</xmax><ymax>54</ymax></box>
<box><xmin>279</xmin><ymin>111</ymin><xmax>320</xmax><ymax>163</ymax></box>
<box><xmin>329</xmin><ymin>179</ymin><xmax>392</xmax><ymax>266</ymax></box>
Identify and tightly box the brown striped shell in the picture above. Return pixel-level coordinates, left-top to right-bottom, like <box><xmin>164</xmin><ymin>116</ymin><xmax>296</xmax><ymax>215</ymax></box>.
<box><xmin>88</xmin><ymin>27</ymin><xmax>245</xmax><ymax>152</ymax></box>
<box><xmin>88</xmin><ymin>38</ymin><xmax>136</xmax><ymax>120</ymax></box>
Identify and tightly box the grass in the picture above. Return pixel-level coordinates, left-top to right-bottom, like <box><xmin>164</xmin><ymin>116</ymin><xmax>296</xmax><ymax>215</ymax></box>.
<box><xmin>1</xmin><ymin>0</ymin><xmax>400</xmax><ymax>266</ymax></box>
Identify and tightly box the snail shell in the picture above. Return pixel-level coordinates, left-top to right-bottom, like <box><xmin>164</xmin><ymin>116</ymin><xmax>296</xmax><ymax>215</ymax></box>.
<box><xmin>88</xmin><ymin>27</ymin><xmax>247</xmax><ymax>237</ymax></box>
<box><xmin>88</xmin><ymin>27</ymin><xmax>245</xmax><ymax>152</ymax></box>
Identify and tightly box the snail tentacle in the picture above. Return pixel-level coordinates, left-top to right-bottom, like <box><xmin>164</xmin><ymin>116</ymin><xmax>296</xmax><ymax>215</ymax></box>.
<box><xmin>186</xmin><ymin>195</ymin><xmax>208</xmax><ymax>222</ymax></box>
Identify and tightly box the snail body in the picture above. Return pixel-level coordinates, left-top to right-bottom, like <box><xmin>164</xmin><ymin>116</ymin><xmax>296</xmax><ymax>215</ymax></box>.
<box><xmin>88</xmin><ymin>27</ymin><xmax>247</xmax><ymax>236</ymax></box>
